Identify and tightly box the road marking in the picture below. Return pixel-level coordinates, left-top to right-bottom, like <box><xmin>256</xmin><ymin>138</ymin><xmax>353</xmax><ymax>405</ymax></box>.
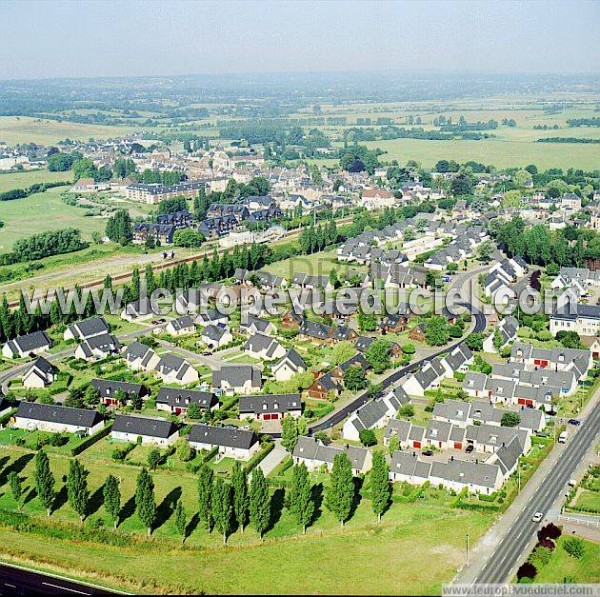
<box><xmin>42</xmin><ymin>581</ymin><xmax>92</xmax><ymax>595</ymax></box>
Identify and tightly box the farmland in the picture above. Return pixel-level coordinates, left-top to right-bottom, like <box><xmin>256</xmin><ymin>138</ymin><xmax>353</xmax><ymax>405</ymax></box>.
<box><xmin>0</xmin><ymin>168</ymin><xmax>73</xmax><ymax>192</ymax></box>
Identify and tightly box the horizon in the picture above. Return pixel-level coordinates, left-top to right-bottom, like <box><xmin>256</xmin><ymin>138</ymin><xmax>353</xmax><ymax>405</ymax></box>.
<box><xmin>0</xmin><ymin>0</ymin><xmax>598</xmax><ymax>80</ymax></box>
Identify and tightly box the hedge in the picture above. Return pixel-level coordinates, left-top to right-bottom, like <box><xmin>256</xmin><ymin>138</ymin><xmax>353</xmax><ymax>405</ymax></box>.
<box><xmin>244</xmin><ymin>442</ymin><xmax>275</xmax><ymax>474</ymax></box>
<box><xmin>70</xmin><ymin>422</ymin><xmax>113</xmax><ymax>456</ymax></box>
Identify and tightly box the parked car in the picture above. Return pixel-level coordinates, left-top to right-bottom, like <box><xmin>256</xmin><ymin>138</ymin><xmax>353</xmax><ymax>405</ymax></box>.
<box><xmin>568</xmin><ymin>419</ymin><xmax>581</xmax><ymax>426</ymax></box>
<box><xmin>532</xmin><ymin>512</ymin><xmax>544</xmax><ymax>523</ymax></box>
<box><xmin>421</xmin><ymin>450</ymin><xmax>433</xmax><ymax>456</ymax></box>
<box><xmin>465</xmin><ymin>445</ymin><xmax>474</xmax><ymax>453</ymax></box>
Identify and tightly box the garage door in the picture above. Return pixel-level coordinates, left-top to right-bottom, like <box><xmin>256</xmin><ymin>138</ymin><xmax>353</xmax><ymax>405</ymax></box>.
<box><xmin>413</xmin><ymin>441</ymin><xmax>421</xmax><ymax>449</ymax></box>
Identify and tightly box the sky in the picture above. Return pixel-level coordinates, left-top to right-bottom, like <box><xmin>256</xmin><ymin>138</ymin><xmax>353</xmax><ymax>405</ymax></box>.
<box><xmin>0</xmin><ymin>0</ymin><xmax>598</xmax><ymax>80</ymax></box>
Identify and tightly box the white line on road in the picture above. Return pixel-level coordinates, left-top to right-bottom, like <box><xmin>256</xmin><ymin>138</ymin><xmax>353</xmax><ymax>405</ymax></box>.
<box><xmin>42</xmin><ymin>581</ymin><xmax>92</xmax><ymax>595</ymax></box>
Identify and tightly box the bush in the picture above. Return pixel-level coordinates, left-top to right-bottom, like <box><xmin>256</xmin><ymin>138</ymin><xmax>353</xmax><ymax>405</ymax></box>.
<box><xmin>563</xmin><ymin>537</ymin><xmax>585</xmax><ymax>559</ymax></box>
<box><xmin>530</xmin><ymin>545</ymin><xmax>553</xmax><ymax>567</ymax></box>
<box><xmin>538</xmin><ymin>522</ymin><xmax>562</xmax><ymax>542</ymax></box>
<box><xmin>112</xmin><ymin>443</ymin><xmax>135</xmax><ymax>461</ymax></box>
<box><xmin>175</xmin><ymin>438</ymin><xmax>195</xmax><ymax>462</ymax></box>
<box><xmin>402</xmin><ymin>343</ymin><xmax>416</xmax><ymax>355</ymax></box>
<box><xmin>359</xmin><ymin>428</ymin><xmax>377</xmax><ymax>446</ymax></box>
<box><xmin>516</xmin><ymin>562</ymin><xmax>537</xmax><ymax>580</ymax></box>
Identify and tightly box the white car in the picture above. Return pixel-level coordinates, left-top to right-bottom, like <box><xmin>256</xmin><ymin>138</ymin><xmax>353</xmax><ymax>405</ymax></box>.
<box><xmin>532</xmin><ymin>512</ymin><xmax>544</xmax><ymax>523</ymax></box>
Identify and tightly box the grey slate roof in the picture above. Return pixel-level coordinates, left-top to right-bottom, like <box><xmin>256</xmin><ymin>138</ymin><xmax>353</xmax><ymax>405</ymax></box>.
<box><xmin>239</xmin><ymin>394</ymin><xmax>302</xmax><ymax>416</ymax></box>
<box><xmin>91</xmin><ymin>379</ymin><xmax>144</xmax><ymax>398</ymax></box>
<box><xmin>6</xmin><ymin>331</ymin><xmax>52</xmax><ymax>355</ymax></box>
<box><xmin>188</xmin><ymin>423</ymin><xmax>258</xmax><ymax>450</ymax></box>
<box><xmin>213</xmin><ymin>365</ymin><xmax>262</xmax><ymax>389</ymax></box>
<box><xmin>156</xmin><ymin>387</ymin><xmax>217</xmax><ymax>410</ymax></box>
<box><xmin>67</xmin><ymin>316</ymin><xmax>109</xmax><ymax>340</ymax></box>
<box><xmin>112</xmin><ymin>414</ymin><xmax>177</xmax><ymax>439</ymax></box>
<box><xmin>17</xmin><ymin>402</ymin><xmax>102</xmax><ymax>428</ymax></box>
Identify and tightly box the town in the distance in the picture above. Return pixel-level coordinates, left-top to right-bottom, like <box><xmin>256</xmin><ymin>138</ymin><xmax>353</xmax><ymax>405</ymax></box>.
<box><xmin>0</xmin><ymin>70</ymin><xmax>598</xmax><ymax>595</ymax></box>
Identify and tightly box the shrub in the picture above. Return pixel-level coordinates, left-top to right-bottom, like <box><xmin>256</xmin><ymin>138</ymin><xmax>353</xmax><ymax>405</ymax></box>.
<box><xmin>538</xmin><ymin>522</ymin><xmax>562</xmax><ymax>542</ymax></box>
<box><xmin>530</xmin><ymin>545</ymin><xmax>553</xmax><ymax>567</ymax></box>
<box><xmin>516</xmin><ymin>562</ymin><xmax>537</xmax><ymax>581</ymax></box>
<box><xmin>359</xmin><ymin>428</ymin><xmax>377</xmax><ymax>446</ymax></box>
<box><xmin>563</xmin><ymin>537</ymin><xmax>585</xmax><ymax>559</ymax></box>
<box><xmin>402</xmin><ymin>343</ymin><xmax>416</xmax><ymax>355</ymax></box>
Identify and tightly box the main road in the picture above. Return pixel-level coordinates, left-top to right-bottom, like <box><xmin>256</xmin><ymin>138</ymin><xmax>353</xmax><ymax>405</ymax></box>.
<box><xmin>471</xmin><ymin>397</ymin><xmax>600</xmax><ymax>584</ymax></box>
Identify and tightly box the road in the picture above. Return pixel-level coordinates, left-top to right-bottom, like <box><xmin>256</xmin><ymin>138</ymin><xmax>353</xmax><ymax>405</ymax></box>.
<box><xmin>470</xmin><ymin>398</ymin><xmax>600</xmax><ymax>584</ymax></box>
<box><xmin>0</xmin><ymin>563</ymin><xmax>117</xmax><ymax>595</ymax></box>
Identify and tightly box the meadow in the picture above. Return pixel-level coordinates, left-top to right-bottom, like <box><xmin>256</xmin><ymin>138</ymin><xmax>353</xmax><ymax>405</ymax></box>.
<box><xmin>0</xmin><ymin>445</ymin><xmax>493</xmax><ymax>594</ymax></box>
<box><xmin>0</xmin><ymin>116</ymin><xmax>138</xmax><ymax>146</ymax></box>
<box><xmin>0</xmin><ymin>168</ymin><xmax>73</xmax><ymax>192</ymax></box>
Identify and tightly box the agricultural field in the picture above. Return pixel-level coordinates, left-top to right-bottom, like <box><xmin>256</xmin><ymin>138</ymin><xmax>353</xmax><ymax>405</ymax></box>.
<box><xmin>0</xmin><ymin>116</ymin><xmax>139</xmax><ymax>146</ymax></box>
<box><xmin>0</xmin><ymin>446</ymin><xmax>493</xmax><ymax>594</ymax></box>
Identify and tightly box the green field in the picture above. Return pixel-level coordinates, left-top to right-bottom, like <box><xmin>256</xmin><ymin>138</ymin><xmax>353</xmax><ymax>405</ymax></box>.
<box><xmin>0</xmin><ymin>116</ymin><xmax>138</xmax><ymax>146</ymax></box>
<box><xmin>0</xmin><ymin>445</ymin><xmax>493</xmax><ymax>594</ymax></box>
<box><xmin>0</xmin><ymin>186</ymin><xmax>105</xmax><ymax>252</ymax></box>
<box><xmin>263</xmin><ymin>248</ymin><xmax>365</xmax><ymax>279</ymax></box>
<box><xmin>0</xmin><ymin>169</ymin><xmax>73</xmax><ymax>192</ymax></box>
<box><xmin>533</xmin><ymin>536</ymin><xmax>600</xmax><ymax>584</ymax></box>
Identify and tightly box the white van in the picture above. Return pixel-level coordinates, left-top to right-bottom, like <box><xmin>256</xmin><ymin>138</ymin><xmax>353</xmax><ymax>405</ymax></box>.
<box><xmin>558</xmin><ymin>431</ymin><xmax>568</xmax><ymax>444</ymax></box>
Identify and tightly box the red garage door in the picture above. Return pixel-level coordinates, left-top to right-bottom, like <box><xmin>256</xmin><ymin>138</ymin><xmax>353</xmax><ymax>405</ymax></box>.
<box><xmin>413</xmin><ymin>441</ymin><xmax>421</xmax><ymax>449</ymax></box>
<box><xmin>454</xmin><ymin>442</ymin><xmax>462</xmax><ymax>450</ymax></box>
<box><xmin>263</xmin><ymin>414</ymin><xmax>271</xmax><ymax>420</ymax></box>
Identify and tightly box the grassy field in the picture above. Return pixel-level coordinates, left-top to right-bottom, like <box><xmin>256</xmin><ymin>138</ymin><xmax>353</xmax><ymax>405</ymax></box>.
<box><xmin>0</xmin><ymin>169</ymin><xmax>73</xmax><ymax>192</ymax></box>
<box><xmin>0</xmin><ymin>445</ymin><xmax>493</xmax><ymax>594</ymax></box>
<box><xmin>0</xmin><ymin>187</ymin><xmax>105</xmax><ymax>251</ymax></box>
<box><xmin>533</xmin><ymin>536</ymin><xmax>600</xmax><ymax>584</ymax></box>
<box><xmin>0</xmin><ymin>116</ymin><xmax>138</xmax><ymax>146</ymax></box>
<box><xmin>262</xmin><ymin>248</ymin><xmax>365</xmax><ymax>279</ymax></box>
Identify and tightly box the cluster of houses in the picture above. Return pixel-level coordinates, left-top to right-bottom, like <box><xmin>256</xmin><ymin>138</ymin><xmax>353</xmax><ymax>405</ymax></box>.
<box><xmin>484</xmin><ymin>256</ymin><xmax>530</xmax><ymax>305</ymax></box>
<box><xmin>462</xmin><ymin>342</ymin><xmax>592</xmax><ymax>410</ymax></box>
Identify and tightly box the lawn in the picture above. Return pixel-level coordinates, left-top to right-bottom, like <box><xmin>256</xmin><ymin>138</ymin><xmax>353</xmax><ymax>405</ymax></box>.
<box><xmin>0</xmin><ymin>116</ymin><xmax>138</xmax><ymax>146</ymax></box>
<box><xmin>533</xmin><ymin>536</ymin><xmax>600</xmax><ymax>584</ymax></box>
<box><xmin>0</xmin><ymin>444</ymin><xmax>494</xmax><ymax>594</ymax></box>
<box><xmin>262</xmin><ymin>248</ymin><xmax>365</xmax><ymax>280</ymax></box>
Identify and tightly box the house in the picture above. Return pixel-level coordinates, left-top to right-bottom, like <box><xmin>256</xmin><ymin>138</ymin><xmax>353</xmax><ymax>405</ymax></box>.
<box><xmin>271</xmin><ymin>349</ymin><xmax>307</xmax><ymax>382</ymax></box>
<box><xmin>212</xmin><ymin>365</ymin><xmax>262</xmax><ymax>395</ymax></box>
<box><xmin>22</xmin><ymin>357</ymin><xmax>58</xmax><ymax>389</ymax></box>
<box><xmin>0</xmin><ymin>397</ymin><xmax>13</xmax><ymax>418</ymax></box>
<box><xmin>165</xmin><ymin>316</ymin><xmax>196</xmax><ymax>337</ymax></box>
<box><xmin>292</xmin><ymin>435</ymin><xmax>372</xmax><ymax>475</ymax></box>
<box><xmin>240</xmin><ymin>315</ymin><xmax>277</xmax><ymax>336</ymax></box>
<box><xmin>90</xmin><ymin>379</ymin><xmax>145</xmax><ymax>407</ymax></box>
<box><xmin>14</xmin><ymin>402</ymin><xmax>103</xmax><ymax>436</ymax></box>
<box><xmin>281</xmin><ymin>309</ymin><xmax>303</xmax><ymax>330</ymax></box>
<box><xmin>194</xmin><ymin>307</ymin><xmax>229</xmax><ymax>327</ymax></box>
<box><xmin>307</xmin><ymin>372</ymin><xmax>340</xmax><ymax>400</ymax></box>
<box><xmin>465</xmin><ymin>423</ymin><xmax>530</xmax><ymax>454</ymax></box>
<box><xmin>510</xmin><ymin>342</ymin><xmax>592</xmax><ymax>377</ymax></box>
<box><xmin>111</xmin><ymin>414</ymin><xmax>179</xmax><ymax>447</ymax></box>
<box><xmin>299</xmin><ymin>320</ymin><xmax>334</xmax><ymax>343</ymax></box>
<box><xmin>64</xmin><ymin>317</ymin><xmax>110</xmax><ymax>341</ymax></box>
<box><xmin>342</xmin><ymin>397</ymin><xmax>394</xmax><ymax>442</ymax></box>
<box><xmin>244</xmin><ymin>333</ymin><xmax>286</xmax><ymax>361</ymax></box>
<box><xmin>379</xmin><ymin>312</ymin><xmax>409</xmax><ymax>334</ymax></box>
<box><xmin>403</xmin><ymin>357</ymin><xmax>446</xmax><ymax>396</ymax></box>
<box><xmin>440</xmin><ymin>343</ymin><xmax>473</xmax><ymax>377</ymax></box>
<box><xmin>156</xmin><ymin>355</ymin><xmax>199</xmax><ymax>385</ymax></box>
<box><xmin>188</xmin><ymin>424</ymin><xmax>260</xmax><ymax>460</ymax></box>
<box><xmin>156</xmin><ymin>387</ymin><xmax>218</xmax><ymax>415</ymax></box>
<box><xmin>123</xmin><ymin>341</ymin><xmax>160</xmax><ymax>371</ymax></box>
<box><xmin>483</xmin><ymin>316</ymin><xmax>519</xmax><ymax>353</ymax></box>
<box><xmin>121</xmin><ymin>299</ymin><xmax>157</xmax><ymax>322</ymax></box>
<box><xmin>239</xmin><ymin>394</ymin><xmax>302</xmax><ymax>421</ymax></box>
<box><xmin>74</xmin><ymin>333</ymin><xmax>121</xmax><ymax>361</ymax></box>
<box><xmin>408</xmin><ymin>323</ymin><xmax>426</xmax><ymax>343</ymax></box>
<box><xmin>3</xmin><ymin>331</ymin><xmax>52</xmax><ymax>359</ymax></box>
<box><xmin>331</xmin><ymin>354</ymin><xmax>370</xmax><ymax>383</ymax></box>
<box><xmin>360</xmin><ymin>187</ymin><xmax>395</xmax><ymax>211</ymax></box>
<box><xmin>201</xmin><ymin>324</ymin><xmax>233</xmax><ymax>350</ymax></box>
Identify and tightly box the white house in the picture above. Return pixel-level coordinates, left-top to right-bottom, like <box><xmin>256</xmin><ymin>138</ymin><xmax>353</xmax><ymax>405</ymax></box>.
<box><xmin>111</xmin><ymin>414</ymin><xmax>179</xmax><ymax>447</ymax></box>
<box><xmin>22</xmin><ymin>357</ymin><xmax>58</xmax><ymax>389</ymax></box>
<box><xmin>188</xmin><ymin>424</ymin><xmax>260</xmax><ymax>460</ymax></box>
<box><xmin>3</xmin><ymin>331</ymin><xmax>52</xmax><ymax>359</ymax></box>
<box><xmin>14</xmin><ymin>403</ymin><xmax>103</xmax><ymax>436</ymax></box>
<box><xmin>271</xmin><ymin>349</ymin><xmax>307</xmax><ymax>382</ymax></box>
<box><xmin>155</xmin><ymin>355</ymin><xmax>199</xmax><ymax>385</ymax></box>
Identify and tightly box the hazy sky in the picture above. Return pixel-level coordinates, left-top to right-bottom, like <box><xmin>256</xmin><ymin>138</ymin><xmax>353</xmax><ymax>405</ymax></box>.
<box><xmin>0</xmin><ymin>1</ymin><xmax>598</xmax><ymax>80</ymax></box>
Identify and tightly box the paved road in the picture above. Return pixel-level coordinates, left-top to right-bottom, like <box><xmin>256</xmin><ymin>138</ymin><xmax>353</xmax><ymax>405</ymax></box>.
<box><xmin>0</xmin><ymin>563</ymin><xmax>117</xmax><ymax>595</ymax></box>
<box><xmin>471</xmin><ymin>398</ymin><xmax>600</xmax><ymax>584</ymax></box>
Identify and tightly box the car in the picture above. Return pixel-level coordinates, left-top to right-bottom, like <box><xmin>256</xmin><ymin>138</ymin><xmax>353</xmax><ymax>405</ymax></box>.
<box><xmin>568</xmin><ymin>419</ymin><xmax>581</xmax><ymax>426</ymax></box>
<box><xmin>202</xmin><ymin>351</ymin><xmax>212</xmax><ymax>356</ymax></box>
<box><xmin>532</xmin><ymin>512</ymin><xmax>544</xmax><ymax>523</ymax></box>
<box><xmin>465</xmin><ymin>445</ymin><xmax>474</xmax><ymax>453</ymax></box>
<box><xmin>421</xmin><ymin>450</ymin><xmax>434</xmax><ymax>456</ymax></box>
<box><xmin>535</xmin><ymin>431</ymin><xmax>549</xmax><ymax>438</ymax></box>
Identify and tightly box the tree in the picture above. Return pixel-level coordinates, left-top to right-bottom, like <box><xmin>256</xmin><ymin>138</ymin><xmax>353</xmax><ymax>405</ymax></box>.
<box><xmin>289</xmin><ymin>463</ymin><xmax>314</xmax><ymax>534</ymax></box>
<box><xmin>103</xmin><ymin>474</ymin><xmax>121</xmax><ymax>528</ymax></box>
<box><xmin>398</xmin><ymin>404</ymin><xmax>415</xmax><ymax>418</ymax></box>
<box><xmin>175</xmin><ymin>499</ymin><xmax>187</xmax><ymax>544</ymax></box>
<box><xmin>388</xmin><ymin>433</ymin><xmax>400</xmax><ymax>455</ymax></box>
<box><xmin>212</xmin><ymin>478</ymin><xmax>233</xmax><ymax>544</ymax></box>
<box><xmin>563</xmin><ymin>537</ymin><xmax>585</xmax><ymax>559</ymax></box>
<box><xmin>516</xmin><ymin>562</ymin><xmax>537</xmax><ymax>581</ymax></box>
<box><xmin>281</xmin><ymin>415</ymin><xmax>298</xmax><ymax>453</ymax></box>
<box><xmin>297</xmin><ymin>415</ymin><xmax>308</xmax><ymax>437</ymax></box>
<box><xmin>477</xmin><ymin>240</ymin><xmax>495</xmax><ymax>263</ymax></box>
<box><xmin>331</xmin><ymin>341</ymin><xmax>356</xmax><ymax>365</ymax></box>
<box><xmin>465</xmin><ymin>332</ymin><xmax>484</xmax><ymax>352</ymax></box>
<box><xmin>359</xmin><ymin>428</ymin><xmax>377</xmax><ymax>447</ymax></box>
<box><xmin>357</xmin><ymin>310</ymin><xmax>378</xmax><ymax>332</ymax></box>
<box><xmin>344</xmin><ymin>365</ymin><xmax>368</xmax><ymax>391</ymax></box>
<box><xmin>187</xmin><ymin>403</ymin><xmax>203</xmax><ymax>420</ymax></box>
<box><xmin>492</xmin><ymin>328</ymin><xmax>504</xmax><ymax>351</ymax></box>
<box><xmin>67</xmin><ymin>459</ymin><xmax>89</xmax><ymax>522</ymax></box>
<box><xmin>34</xmin><ymin>450</ymin><xmax>55</xmax><ymax>516</ymax></box>
<box><xmin>538</xmin><ymin>523</ymin><xmax>562</xmax><ymax>541</ymax></box>
<box><xmin>365</xmin><ymin>340</ymin><xmax>391</xmax><ymax>373</ymax></box>
<box><xmin>370</xmin><ymin>451</ymin><xmax>391</xmax><ymax>522</ymax></box>
<box><xmin>425</xmin><ymin>316</ymin><xmax>449</xmax><ymax>346</ymax></box>
<box><xmin>175</xmin><ymin>438</ymin><xmax>195</xmax><ymax>462</ymax></box>
<box><xmin>231</xmin><ymin>461</ymin><xmax>249</xmax><ymax>533</ymax></box>
<box><xmin>105</xmin><ymin>209</ymin><xmax>132</xmax><ymax>244</ymax></box>
<box><xmin>501</xmin><ymin>412</ymin><xmax>521</xmax><ymax>428</ymax></box>
<box><xmin>173</xmin><ymin>229</ymin><xmax>204</xmax><ymax>248</ymax></box>
<box><xmin>249</xmin><ymin>467</ymin><xmax>270</xmax><ymax>539</ymax></box>
<box><xmin>135</xmin><ymin>468</ymin><xmax>157</xmax><ymax>536</ymax></box>
<box><xmin>147</xmin><ymin>448</ymin><xmax>162</xmax><ymax>470</ymax></box>
<box><xmin>197</xmin><ymin>464</ymin><xmax>214</xmax><ymax>530</ymax></box>
<box><xmin>8</xmin><ymin>471</ymin><xmax>23</xmax><ymax>510</ymax></box>
<box><xmin>326</xmin><ymin>453</ymin><xmax>355</xmax><ymax>526</ymax></box>
<box><xmin>450</xmin><ymin>173</ymin><xmax>474</xmax><ymax>196</ymax></box>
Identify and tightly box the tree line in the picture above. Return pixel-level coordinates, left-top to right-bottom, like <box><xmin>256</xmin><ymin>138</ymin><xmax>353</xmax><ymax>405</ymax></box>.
<box><xmin>10</xmin><ymin>449</ymin><xmax>392</xmax><ymax>541</ymax></box>
<box><xmin>0</xmin><ymin>180</ymin><xmax>71</xmax><ymax>202</ymax></box>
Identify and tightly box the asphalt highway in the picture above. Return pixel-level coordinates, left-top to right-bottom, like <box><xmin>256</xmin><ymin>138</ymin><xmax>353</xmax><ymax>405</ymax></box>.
<box><xmin>473</xmin><ymin>397</ymin><xmax>600</xmax><ymax>584</ymax></box>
